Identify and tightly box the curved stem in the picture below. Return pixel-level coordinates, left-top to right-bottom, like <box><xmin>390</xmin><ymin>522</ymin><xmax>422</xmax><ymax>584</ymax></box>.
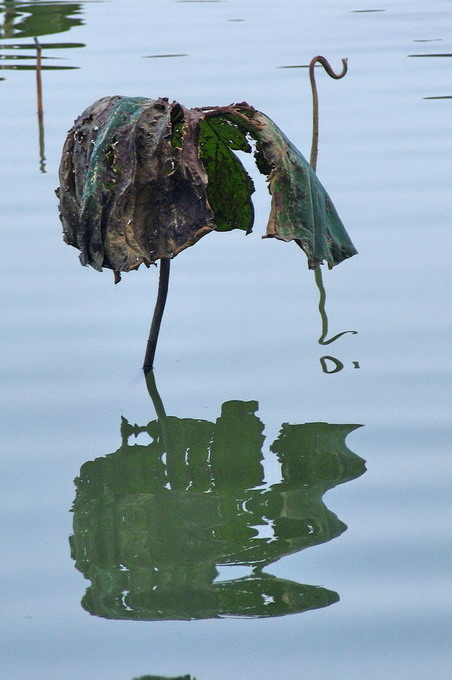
<box><xmin>145</xmin><ymin>369</ymin><xmax>167</xmax><ymax>419</ymax></box>
<box><xmin>315</xmin><ymin>266</ymin><xmax>357</xmax><ymax>345</ymax></box>
<box><xmin>309</xmin><ymin>55</ymin><xmax>348</xmax><ymax>172</ymax></box>
<box><xmin>144</xmin><ymin>369</ymin><xmax>174</xmax><ymax>483</ymax></box>
<box><xmin>308</xmin><ymin>55</ymin><xmax>355</xmax><ymax>349</ymax></box>
<box><xmin>143</xmin><ymin>258</ymin><xmax>171</xmax><ymax>373</ymax></box>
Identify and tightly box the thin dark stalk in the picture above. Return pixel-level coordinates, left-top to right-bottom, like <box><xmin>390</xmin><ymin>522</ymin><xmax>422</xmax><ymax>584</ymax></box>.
<box><xmin>309</xmin><ymin>55</ymin><xmax>355</xmax><ymax>347</ymax></box>
<box><xmin>143</xmin><ymin>258</ymin><xmax>171</xmax><ymax>373</ymax></box>
<box><xmin>145</xmin><ymin>369</ymin><xmax>167</xmax><ymax>420</ymax></box>
<box><xmin>34</xmin><ymin>37</ymin><xmax>46</xmax><ymax>173</ymax></box>
<box><xmin>309</xmin><ymin>55</ymin><xmax>348</xmax><ymax>172</ymax></box>
<box><xmin>315</xmin><ymin>265</ymin><xmax>357</xmax><ymax>345</ymax></box>
<box><xmin>144</xmin><ymin>370</ymin><xmax>176</xmax><ymax>484</ymax></box>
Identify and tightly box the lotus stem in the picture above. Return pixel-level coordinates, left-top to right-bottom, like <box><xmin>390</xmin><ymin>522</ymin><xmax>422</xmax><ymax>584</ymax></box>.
<box><xmin>143</xmin><ymin>257</ymin><xmax>171</xmax><ymax>373</ymax></box>
<box><xmin>309</xmin><ymin>55</ymin><xmax>356</xmax><ymax>347</ymax></box>
<box><xmin>34</xmin><ymin>37</ymin><xmax>46</xmax><ymax>173</ymax></box>
<box><xmin>309</xmin><ymin>55</ymin><xmax>348</xmax><ymax>172</ymax></box>
<box><xmin>34</xmin><ymin>37</ymin><xmax>43</xmax><ymax>118</ymax></box>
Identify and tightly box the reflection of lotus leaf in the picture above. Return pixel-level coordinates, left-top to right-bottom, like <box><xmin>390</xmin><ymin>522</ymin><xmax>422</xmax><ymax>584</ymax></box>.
<box><xmin>70</xmin><ymin>399</ymin><xmax>365</xmax><ymax>620</ymax></box>
<box><xmin>0</xmin><ymin>2</ymin><xmax>83</xmax><ymax>40</ymax></box>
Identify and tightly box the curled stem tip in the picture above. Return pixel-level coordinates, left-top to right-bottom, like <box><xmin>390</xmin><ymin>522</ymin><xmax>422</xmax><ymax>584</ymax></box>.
<box><xmin>309</xmin><ymin>55</ymin><xmax>348</xmax><ymax>171</ymax></box>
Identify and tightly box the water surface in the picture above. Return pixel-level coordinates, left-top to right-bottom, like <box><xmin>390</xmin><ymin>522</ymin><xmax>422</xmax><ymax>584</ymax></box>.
<box><xmin>1</xmin><ymin>1</ymin><xmax>451</xmax><ymax>679</ymax></box>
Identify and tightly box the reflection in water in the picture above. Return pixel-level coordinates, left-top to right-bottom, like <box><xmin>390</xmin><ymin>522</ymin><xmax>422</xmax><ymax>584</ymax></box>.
<box><xmin>34</xmin><ymin>37</ymin><xmax>45</xmax><ymax>172</ymax></box>
<box><xmin>143</xmin><ymin>54</ymin><xmax>188</xmax><ymax>59</ymax></box>
<box><xmin>0</xmin><ymin>50</ymin><xmax>80</xmax><ymax>69</ymax></box>
<box><xmin>313</xmin><ymin>268</ymin><xmax>358</xmax><ymax>373</ymax></box>
<box><xmin>70</xmin><ymin>374</ymin><xmax>366</xmax><ymax>621</ymax></box>
<box><xmin>133</xmin><ymin>676</ymin><xmax>195</xmax><ymax>680</ymax></box>
<box><xmin>1</xmin><ymin>2</ymin><xmax>86</xmax><ymax>170</ymax></box>
<box><xmin>408</xmin><ymin>53</ymin><xmax>452</xmax><ymax>58</ymax></box>
<box><xmin>0</xmin><ymin>1</ymin><xmax>83</xmax><ymax>39</ymax></box>
<box><xmin>409</xmin><ymin>51</ymin><xmax>452</xmax><ymax>100</ymax></box>
<box><xmin>0</xmin><ymin>1</ymin><xmax>85</xmax><ymax>74</ymax></box>
<box><xmin>315</xmin><ymin>267</ymin><xmax>357</xmax><ymax>346</ymax></box>
<box><xmin>319</xmin><ymin>355</ymin><xmax>344</xmax><ymax>374</ymax></box>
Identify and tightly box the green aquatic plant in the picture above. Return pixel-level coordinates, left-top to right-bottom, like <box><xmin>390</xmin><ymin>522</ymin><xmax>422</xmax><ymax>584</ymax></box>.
<box><xmin>57</xmin><ymin>90</ymin><xmax>357</xmax><ymax>371</ymax></box>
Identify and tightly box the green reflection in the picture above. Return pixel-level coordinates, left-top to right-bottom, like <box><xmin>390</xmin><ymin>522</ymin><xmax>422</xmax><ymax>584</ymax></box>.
<box><xmin>0</xmin><ymin>1</ymin><xmax>83</xmax><ymax>40</ymax></box>
<box><xmin>313</xmin><ymin>267</ymin><xmax>359</xmax><ymax>373</ymax></box>
<box><xmin>0</xmin><ymin>2</ymin><xmax>85</xmax><ymax>75</ymax></box>
<box><xmin>408</xmin><ymin>53</ymin><xmax>452</xmax><ymax>58</ymax></box>
<box><xmin>133</xmin><ymin>676</ymin><xmax>195</xmax><ymax>680</ymax></box>
<box><xmin>143</xmin><ymin>54</ymin><xmax>188</xmax><ymax>59</ymax></box>
<box><xmin>70</xmin><ymin>375</ymin><xmax>365</xmax><ymax>621</ymax></box>
<box><xmin>314</xmin><ymin>267</ymin><xmax>357</xmax><ymax>346</ymax></box>
<box><xmin>1</xmin><ymin>3</ymin><xmax>86</xmax><ymax>171</ymax></box>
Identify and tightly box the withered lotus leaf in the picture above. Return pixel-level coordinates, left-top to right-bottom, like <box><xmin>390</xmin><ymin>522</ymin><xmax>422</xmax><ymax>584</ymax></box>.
<box><xmin>57</xmin><ymin>96</ymin><xmax>357</xmax><ymax>276</ymax></box>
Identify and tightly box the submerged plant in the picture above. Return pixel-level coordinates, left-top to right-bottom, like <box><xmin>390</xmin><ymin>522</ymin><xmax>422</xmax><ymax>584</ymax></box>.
<box><xmin>57</xmin><ymin>86</ymin><xmax>356</xmax><ymax>370</ymax></box>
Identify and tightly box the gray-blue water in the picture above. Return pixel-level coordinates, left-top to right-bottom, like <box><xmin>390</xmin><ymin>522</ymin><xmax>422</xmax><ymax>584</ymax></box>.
<box><xmin>1</xmin><ymin>1</ymin><xmax>451</xmax><ymax>678</ymax></box>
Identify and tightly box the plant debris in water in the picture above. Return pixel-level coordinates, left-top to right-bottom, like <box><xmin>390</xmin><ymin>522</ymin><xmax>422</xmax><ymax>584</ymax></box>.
<box><xmin>57</xmin><ymin>96</ymin><xmax>357</xmax><ymax>278</ymax></box>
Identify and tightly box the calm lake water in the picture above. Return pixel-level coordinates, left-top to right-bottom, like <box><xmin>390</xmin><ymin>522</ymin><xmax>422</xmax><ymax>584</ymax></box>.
<box><xmin>1</xmin><ymin>1</ymin><xmax>451</xmax><ymax>679</ymax></box>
